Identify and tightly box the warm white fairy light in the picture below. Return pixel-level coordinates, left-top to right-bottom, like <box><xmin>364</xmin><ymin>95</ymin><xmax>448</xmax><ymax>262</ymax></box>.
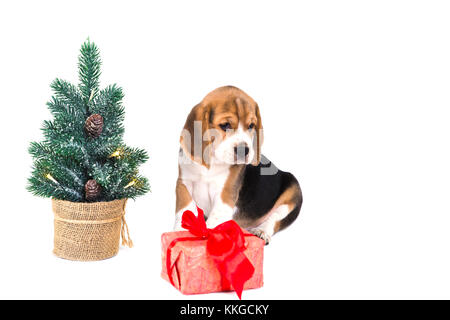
<box><xmin>109</xmin><ymin>148</ymin><xmax>123</xmax><ymax>158</ymax></box>
<box><xmin>46</xmin><ymin>173</ymin><xmax>58</xmax><ymax>184</ymax></box>
<box><xmin>124</xmin><ymin>179</ymin><xmax>137</xmax><ymax>189</ymax></box>
<box><xmin>89</xmin><ymin>89</ymin><xmax>95</xmax><ymax>102</ymax></box>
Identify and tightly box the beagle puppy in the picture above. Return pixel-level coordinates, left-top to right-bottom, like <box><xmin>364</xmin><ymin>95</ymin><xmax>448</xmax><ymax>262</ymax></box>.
<box><xmin>174</xmin><ymin>86</ymin><xmax>302</xmax><ymax>244</ymax></box>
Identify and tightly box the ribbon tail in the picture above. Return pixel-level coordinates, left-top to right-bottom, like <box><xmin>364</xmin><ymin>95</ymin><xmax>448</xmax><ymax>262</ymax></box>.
<box><xmin>217</xmin><ymin>251</ymin><xmax>255</xmax><ymax>299</ymax></box>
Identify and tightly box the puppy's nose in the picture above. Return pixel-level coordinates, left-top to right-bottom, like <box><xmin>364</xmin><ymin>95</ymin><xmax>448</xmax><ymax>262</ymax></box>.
<box><xmin>234</xmin><ymin>143</ymin><xmax>249</xmax><ymax>157</ymax></box>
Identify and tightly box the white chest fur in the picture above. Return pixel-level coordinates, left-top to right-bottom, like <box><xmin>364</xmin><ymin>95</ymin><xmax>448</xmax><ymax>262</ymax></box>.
<box><xmin>179</xmin><ymin>151</ymin><xmax>230</xmax><ymax>218</ymax></box>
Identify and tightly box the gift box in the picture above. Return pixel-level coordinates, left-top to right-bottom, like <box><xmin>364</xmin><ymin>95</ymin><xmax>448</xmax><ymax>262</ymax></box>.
<box><xmin>161</xmin><ymin>208</ymin><xmax>264</xmax><ymax>298</ymax></box>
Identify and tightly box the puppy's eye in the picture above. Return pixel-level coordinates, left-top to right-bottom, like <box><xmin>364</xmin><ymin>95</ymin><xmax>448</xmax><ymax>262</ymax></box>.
<box><xmin>219</xmin><ymin>123</ymin><xmax>232</xmax><ymax>131</ymax></box>
<box><xmin>248</xmin><ymin>123</ymin><xmax>255</xmax><ymax>130</ymax></box>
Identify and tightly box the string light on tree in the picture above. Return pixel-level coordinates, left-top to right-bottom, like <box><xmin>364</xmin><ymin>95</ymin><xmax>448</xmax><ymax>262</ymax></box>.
<box><xmin>89</xmin><ymin>89</ymin><xmax>95</xmax><ymax>102</ymax></box>
<box><xmin>124</xmin><ymin>178</ymin><xmax>137</xmax><ymax>189</ymax></box>
<box><xmin>46</xmin><ymin>173</ymin><xmax>58</xmax><ymax>184</ymax></box>
<box><xmin>109</xmin><ymin>149</ymin><xmax>123</xmax><ymax>159</ymax></box>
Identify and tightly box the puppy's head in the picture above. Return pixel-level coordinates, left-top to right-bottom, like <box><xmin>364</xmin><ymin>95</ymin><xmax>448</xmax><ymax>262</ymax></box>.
<box><xmin>180</xmin><ymin>86</ymin><xmax>263</xmax><ymax>167</ymax></box>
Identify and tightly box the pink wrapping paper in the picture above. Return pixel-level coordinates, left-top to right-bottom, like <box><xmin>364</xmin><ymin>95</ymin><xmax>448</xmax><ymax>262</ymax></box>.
<box><xmin>161</xmin><ymin>229</ymin><xmax>264</xmax><ymax>295</ymax></box>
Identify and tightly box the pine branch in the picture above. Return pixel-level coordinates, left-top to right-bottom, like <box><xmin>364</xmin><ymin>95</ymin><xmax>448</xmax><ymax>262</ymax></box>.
<box><xmin>41</xmin><ymin>120</ymin><xmax>89</xmax><ymax>165</ymax></box>
<box><xmin>91</xmin><ymin>84</ymin><xmax>125</xmax><ymax>122</ymax></box>
<box><xmin>29</xmin><ymin>141</ymin><xmax>52</xmax><ymax>160</ymax></box>
<box><xmin>86</xmin><ymin>85</ymin><xmax>126</xmax><ymax>157</ymax></box>
<box><xmin>28</xmin><ymin>165</ymin><xmax>83</xmax><ymax>201</ymax></box>
<box><xmin>78</xmin><ymin>40</ymin><xmax>101</xmax><ymax>103</ymax></box>
<box><xmin>119</xmin><ymin>175</ymin><xmax>150</xmax><ymax>200</ymax></box>
<box><xmin>47</xmin><ymin>97</ymin><xmax>85</xmax><ymax>125</ymax></box>
<box><xmin>29</xmin><ymin>141</ymin><xmax>87</xmax><ymax>189</ymax></box>
<box><xmin>51</xmin><ymin>79</ymin><xmax>85</xmax><ymax>113</ymax></box>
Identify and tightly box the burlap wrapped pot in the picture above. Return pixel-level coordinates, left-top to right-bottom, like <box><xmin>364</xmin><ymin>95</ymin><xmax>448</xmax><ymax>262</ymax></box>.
<box><xmin>51</xmin><ymin>198</ymin><xmax>133</xmax><ymax>261</ymax></box>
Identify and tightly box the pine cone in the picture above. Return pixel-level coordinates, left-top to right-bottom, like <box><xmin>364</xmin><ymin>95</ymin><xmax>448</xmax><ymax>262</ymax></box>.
<box><xmin>85</xmin><ymin>114</ymin><xmax>103</xmax><ymax>138</ymax></box>
<box><xmin>85</xmin><ymin>179</ymin><xmax>102</xmax><ymax>201</ymax></box>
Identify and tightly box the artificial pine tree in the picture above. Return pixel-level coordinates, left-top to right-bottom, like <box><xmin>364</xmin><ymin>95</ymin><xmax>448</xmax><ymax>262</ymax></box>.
<box><xmin>28</xmin><ymin>40</ymin><xmax>149</xmax><ymax>202</ymax></box>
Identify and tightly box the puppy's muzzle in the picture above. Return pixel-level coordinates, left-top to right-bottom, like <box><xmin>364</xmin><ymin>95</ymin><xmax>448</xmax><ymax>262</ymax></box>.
<box><xmin>234</xmin><ymin>143</ymin><xmax>249</xmax><ymax>162</ymax></box>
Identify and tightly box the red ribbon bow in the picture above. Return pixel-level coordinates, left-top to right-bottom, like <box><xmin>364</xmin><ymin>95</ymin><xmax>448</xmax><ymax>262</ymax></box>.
<box><xmin>166</xmin><ymin>207</ymin><xmax>255</xmax><ymax>299</ymax></box>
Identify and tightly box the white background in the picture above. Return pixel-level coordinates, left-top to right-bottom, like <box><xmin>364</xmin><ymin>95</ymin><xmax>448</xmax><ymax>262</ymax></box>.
<box><xmin>1</xmin><ymin>0</ymin><xmax>449</xmax><ymax>299</ymax></box>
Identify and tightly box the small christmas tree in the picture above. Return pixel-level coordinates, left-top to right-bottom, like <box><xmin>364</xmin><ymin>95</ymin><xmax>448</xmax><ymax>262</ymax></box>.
<box><xmin>28</xmin><ymin>40</ymin><xmax>149</xmax><ymax>202</ymax></box>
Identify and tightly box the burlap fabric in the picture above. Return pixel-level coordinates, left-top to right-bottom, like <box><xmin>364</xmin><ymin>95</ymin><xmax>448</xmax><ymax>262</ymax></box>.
<box><xmin>52</xmin><ymin>198</ymin><xmax>132</xmax><ymax>261</ymax></box>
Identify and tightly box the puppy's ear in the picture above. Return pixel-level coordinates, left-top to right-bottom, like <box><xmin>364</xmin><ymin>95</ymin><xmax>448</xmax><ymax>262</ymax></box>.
<box><xmin>252</xmin><ymin>103</ymin><xmax>264</xmax><ymax>166</ymax></box>
<box><xmin>180</xmin><ymin>103</ymin><xmax>211</xmax><ymax>167</ymax></box>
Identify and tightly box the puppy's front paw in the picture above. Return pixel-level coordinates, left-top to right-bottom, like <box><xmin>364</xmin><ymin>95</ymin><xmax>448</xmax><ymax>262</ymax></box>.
<box><xmin>249</xmin><ymin>228</ymin><xmax>271</xmax><ymax>245</ymax></box>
